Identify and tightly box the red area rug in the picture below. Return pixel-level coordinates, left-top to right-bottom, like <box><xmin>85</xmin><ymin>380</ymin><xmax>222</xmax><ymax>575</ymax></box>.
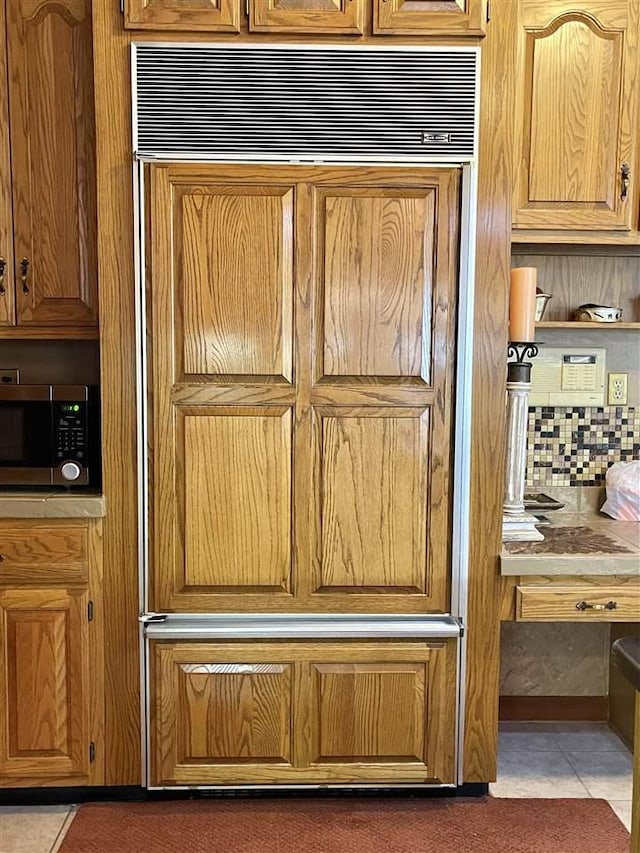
<box><xmin>57</xmin><ymin>796</ymin><xmax>629</xmax><ymax>853</ymax></box>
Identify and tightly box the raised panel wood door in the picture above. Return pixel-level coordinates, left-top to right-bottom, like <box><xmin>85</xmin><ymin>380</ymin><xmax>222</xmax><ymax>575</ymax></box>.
<box><xmin>6</xmin><ymin>0</ymin><xmax>97</xmax><ymax>325</ymax></box>
<box><xmin>513</xmin><ymin>1</ymin><xmax>640</xmax><ymax>230</ymax></box>
<box><xmin>249</xmin><ymin>0</ymin><xmax>364</xmax><ymax>33</ymax></box>
<box><xmin>0</xmin><ymin>0</ymin><xmax>14</xmax><ymax>326</ymax></box>
<box><xmin>150</xmin><ymin>640</ymin><xmax>457</xmax><ymax>785</ymax></box>
<box><xmin>148</xmin><ymin>164</ymin><xmax>459</xmax><ymax>614</ymax></box>
<box><xmin>0</xmin><ymin>587</ymin><xmax>90</xmax><ymax>782</ymax></box>
<box><xmin>125</xmin><ymin>0</ymin><xmax>241</xmax><ymax>30</ymax></box>
<box><xmin>373</xmin><ymin>0</ymin><xmax>485</xmax><ymax>35</ymax></box>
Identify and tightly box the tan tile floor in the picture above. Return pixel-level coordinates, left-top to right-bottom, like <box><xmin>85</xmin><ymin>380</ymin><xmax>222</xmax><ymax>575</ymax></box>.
<box><xmin>0</xmin><ymin>723</ymin><xmax>632</xmax><ymax>852</ymax></box>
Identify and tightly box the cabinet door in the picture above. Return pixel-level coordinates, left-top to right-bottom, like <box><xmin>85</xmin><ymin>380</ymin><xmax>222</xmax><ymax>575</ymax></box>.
<box><xmin>150</xmin><ymin>640</ymin><xmax>457</xmax><ymax>786</ymax></box>
<box><xmin>0</xmin><ymin>0</ymin><xmax>14</xmax><ymax>327</ymax></box>
<box><xmin>147</xmin><ymin>164</ymin><xmax>459</xmax><ymax>615</ymax></box>
<box><xmin>373</xmin><ymin>0</ymin><xmax>485</xmax><ymax>35</ymax></box>
<box><xmin>250</xmin><ymin>0</ymin><xmax>364</xmax><ymax>33</ymax></box>
<box><xmin>513</xmin><ymin>1</ymin><xmax>640</xmax><ymax>230</ymax></box>
<box><xmin>0</xmin><ymin>587</ymin><xmax>91</xmax><ymax>783</ymax></box>
<box><xmin>6</xmin><ymin>0</ymin><xmax>98</xmax><ymax>325</ymax></box>
<box><xmin>125</xmin><ymin>0</ymin><xmax>240</xmax><ymax>31</ymax></box>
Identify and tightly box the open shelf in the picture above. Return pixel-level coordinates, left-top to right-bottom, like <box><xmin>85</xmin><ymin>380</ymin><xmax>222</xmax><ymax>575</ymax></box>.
<box><xmin>536</xmin><ymin>321</ymin><xmax>640</xmax><ymax>330</ymax></box>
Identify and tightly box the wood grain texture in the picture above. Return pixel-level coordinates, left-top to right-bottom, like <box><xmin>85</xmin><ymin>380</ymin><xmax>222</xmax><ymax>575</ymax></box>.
<box><xmin>177</xmin><ymin>186</ymin><xmax>293</xmax><ymax>379</ymax></box>
<box><xmin>321</xmin><ymin>190</ymin><xmax>433</xmax><ymax>379</ymax></box>
<box><xmin>250</xmin><ymin>0</ymin><xmax>364</xmax><ymax>33</ymax></box>
<box><xmin>318</xmin><ymin>411</ymin><xmax>429</xmax><ymax>593</ymax></box>
<box><xmin>150</xmin><ymin>165</ymin><xmax>458</xmax><ymax>615</ymax></box>
<box><xmin>510</xmin><ymin>251</ymin><xmax>640</xmax><ymax>322</ymax></box>
<box><xmin>0</xmin><ymin>522</ymin><xmax>88</xmax><ymax>585</ymax></box>
<box><xmin>516</xmin><ymin>585</ymin><xmax>640</xmax><ymax>621</ymax></box>
<box><xmin>151</xmin><ymin>641</ymin><xmax>456</xmax><ymax>785</ymax></box>
<box><xmin>499</xmin><ymin>695</ymin><xmax>609</xmax><ymax>722</ymax></box>
<box><xmin>513</xmin><ymin>0</ymin><xmax>640</xmax><ymax>230</ymax></box>
<box><xmin>463</xmin><ymin>0</ymin><xmax>517</xmax><ymax>783</ymax></box>
<box><xmin>0</xmin><ymin>586</ymin><xmax>89</xmax><ymax>780</ymax></box>
<box><xmin>181</xmin><ymin>408</ymin><xmax>292</xmax><ymax>594</ymax></box>
<box><xmin>7</xmin><ymin>0</ymin><xmax>98</xmax><ymax>325</ymax></box>
<box><xmin>92</xmin><ymin>1</ymin><xmax>140</xmax><ymax>785</ymax></box>
<box><xmin>0</xmin><ymin>0</ymin><xmax>15</xmax><ymax>327</ymax></box>
<box><xmin>373</xmin><ymin>0</ymin><xmax>485</xmax><ymax>35</ymax></box>
<box><xmin>125</xmin><ymin>0</ymin><xmax>240</xmax><ymax>30</ymax></box>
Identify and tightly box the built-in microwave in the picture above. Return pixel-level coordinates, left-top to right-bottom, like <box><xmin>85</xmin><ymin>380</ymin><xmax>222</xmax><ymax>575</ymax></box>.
<box><xmin>0</xmin><ymin>385</ymin><xmax>100</xmax><ymax>488</ymax></box>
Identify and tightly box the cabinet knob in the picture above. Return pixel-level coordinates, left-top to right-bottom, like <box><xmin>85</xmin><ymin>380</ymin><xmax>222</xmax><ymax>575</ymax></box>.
<box><xmin>620</xmin><ymin>163</ymin><xmax>630</xmax><ymax>201</ymax></box>
<box><xmin>20</xmin><ymin>257</ymin><xmax>29</xmax><ymax>294</ymax></box>
<box><xmin>0</xmin><ymin>257</ymin><xmax>5</xmax><ymax>294</ymax></box>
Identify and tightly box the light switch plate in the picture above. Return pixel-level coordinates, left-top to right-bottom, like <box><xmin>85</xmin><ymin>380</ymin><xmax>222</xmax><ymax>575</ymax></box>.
<box><xmin>607</xmin><ymin>373</ymin><xmax>628</xmax><ymax>405</ymax></box>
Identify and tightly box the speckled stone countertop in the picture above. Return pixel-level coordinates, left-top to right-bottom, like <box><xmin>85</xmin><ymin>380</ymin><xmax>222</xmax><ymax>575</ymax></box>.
<box><xmin>500</xmin><ymin>514</ymin><xmax>640</xmax><ymax>576</ymax></box>
<box><xmin>0</xmin><ymin>491</ymin><xmax>106</xmax><ymax>519</ymax></box>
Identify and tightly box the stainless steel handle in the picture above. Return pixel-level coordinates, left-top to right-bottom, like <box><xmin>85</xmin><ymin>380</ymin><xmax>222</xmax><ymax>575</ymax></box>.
<box><xmin>575</xmin><ymin>600</ymin><xmax>618</xmax><ymax>612</ymax></box>
<box><xmin>20</xmin><ymin>257</ymin><xmax>29</xmax><ymax>294</ymax></box>
<box><xmin>621</xmin><ymin>163</ymin><xmax>630</xmax><ymax>201</ymax></box>
<box><xmin>0</xmin><ymin>257</ymin><xmax>5</xmax><ymax>294</ymax></box>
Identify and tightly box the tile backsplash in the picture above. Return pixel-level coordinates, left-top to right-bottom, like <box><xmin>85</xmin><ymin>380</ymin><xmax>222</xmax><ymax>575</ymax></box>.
<box><xmin>527</xmin><ymin>406</ymin><xmax>640</xmax><ymax>487</ymax></box>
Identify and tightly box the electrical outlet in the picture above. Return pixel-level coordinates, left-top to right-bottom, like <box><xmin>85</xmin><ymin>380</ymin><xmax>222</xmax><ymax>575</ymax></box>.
<box><xmin>0</xmin><ymin>368</ymin><xmax>19</xmax><ymax>385</ymax></box>
<box><xmin>607</xmin><ymin>373</ymin><xmax>628</xmax><ymax>405</ymax></box>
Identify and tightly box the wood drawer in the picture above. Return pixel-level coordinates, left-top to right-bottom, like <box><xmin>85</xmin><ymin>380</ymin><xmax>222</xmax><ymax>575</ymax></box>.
<box><xmin>516</xmin><ymin>585</ymin><xmax>640</xmax><ymax>622</ymax></box>
<box><xmin>0</xmin><ymin>523</ymin><xmax>88</xmax><ymax>584</ymax></box>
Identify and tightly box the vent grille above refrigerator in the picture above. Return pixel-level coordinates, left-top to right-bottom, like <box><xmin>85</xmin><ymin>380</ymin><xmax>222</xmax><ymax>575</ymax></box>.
<box><xmin>132</xmin><ymin>44</ymin><xmax>479</xmax><ymax>162</ymax></box>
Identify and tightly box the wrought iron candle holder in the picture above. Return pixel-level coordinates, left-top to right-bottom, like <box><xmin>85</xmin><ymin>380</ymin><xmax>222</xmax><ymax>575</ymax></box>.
<box><xmin>502</xmin><ymin>342</ymin><xmax>544</xmax><ymax>542</ymax></box>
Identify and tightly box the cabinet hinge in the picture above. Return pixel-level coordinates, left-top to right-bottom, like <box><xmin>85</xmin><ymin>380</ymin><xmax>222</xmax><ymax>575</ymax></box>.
<box><xmin>486</xmin><ymin>0</ymin><xmax>491</xmax><ymax>24</ymax></box>
<box><xmin>89</xmin><ymin>742</ymin><xmax>96</xmax><ymax>763</ymax></box>
<box><xmin>245</xmin><ymin>0</ymin><xmax>249</xmax><ymax>17</ymax></box>
<box><xmin>120</xmin><ymin>0</ymin><xmax>125</xmax><ymax>15</ymax></box>
<box><xmin>88</xmin><ymin>600</ymin><xmax>94</xmax><ymax>622</ymax></box>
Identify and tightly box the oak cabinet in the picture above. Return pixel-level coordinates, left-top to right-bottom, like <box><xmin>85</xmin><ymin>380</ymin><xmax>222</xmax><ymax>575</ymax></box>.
<box><xmin>373</xmin><ymin>0</ymin><xmax>485</xmax><ymax>36</ymax></box>
<box><xmin>125</xmin><ymin>0</ymin><xmax>484</xmax><ymax>34</ymax></box>
<box><xmin>0</xmin><ymin>520</ymin><xmax>103</xmax><ymax>787</ymax></box>
<box><xmin>0</xmin><ymin>0</ymin><xmax>98</xmax><ymax>334</ymax></box>
<box><xmin>150</xmin><ymin>640</ymin><xmax>457</xmax><ymax>785</ymax></box>
<box><xmin>513</xmin><ymin>0</ymin><xmax>640</xmax><ymax>232</ymax></box>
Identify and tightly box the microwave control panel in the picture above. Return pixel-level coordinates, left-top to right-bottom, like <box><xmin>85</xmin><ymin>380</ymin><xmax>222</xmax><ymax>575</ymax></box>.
<box><xmin>54</xmin><ymin>401</ymin><xmax>87</xmax><ymax>464</ymax></box>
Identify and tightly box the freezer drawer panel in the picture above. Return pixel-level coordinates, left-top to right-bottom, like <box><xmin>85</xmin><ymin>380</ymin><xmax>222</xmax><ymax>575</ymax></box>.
<box><xmin>149</xmin><ymin>639</ymin><xmax>458</xmax><ymax>786</ymax></box>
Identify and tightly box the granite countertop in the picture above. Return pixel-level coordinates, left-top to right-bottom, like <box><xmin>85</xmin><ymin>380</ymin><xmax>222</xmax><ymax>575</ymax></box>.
<box><xmin>500</xmin><ymin>514</ymin><xmax>640</xmax><ymax>576</ymax></box>
<box><xmin>0</xmin><ymin>491</ymin><xmax>106</xmax><ymax>519</ymax></box>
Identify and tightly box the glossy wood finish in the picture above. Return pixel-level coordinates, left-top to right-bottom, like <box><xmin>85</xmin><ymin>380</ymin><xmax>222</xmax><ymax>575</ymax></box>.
<box><xmin>0</xmin><ymin>0</ymin><xmax>14</xmax><ymax>327</ymax></box>
<box><xmin>250</xmin><ymin>0</ymin><xmax>364</xmax><ymax>33</ymax></box>
<box><xmin>463</xmin><ymin>0</ymin><xmax>516</xmax><ymax>783</ymax></box>
<box><xmin>125</xmin><ymin>0</ymin><xmax>240</xmax><ymax>30</ymax></box>
<box><xmin>513</xmin><ymin>0</ymin><xmax>640</xmax><ymax>231</ymax></box>
<box><xmin>374</xmin><ymin>0</ymin><xmax>485</xmax><ymax>35</ymax></box>
<box><xmin>6</xmin><ymin>0</ymin><xmax>97</xmax><ymax>326</ymax></box>
<box><xmin>0</xmin><ymin>587</ymin><xmax>89</xmax><ymax>780</ymax></box>
<box><xmin>148</xmin><ymin>164</ymin><xmax>458</xmax><ymax>614</ymax></box>
<box><xmin>516</xmin><ymin>585</ymin><xmax>640</xmax><ymax>622</ymax></box>
<box><xmin>151</xmin><ymin>640</ymin><xmax>457</xmax><ymax>785</ymax></box>
<box><xmin>0</xmin><ymin>523</ymin><xmax>88</xmax><ymax>585</ymax></box>
<box><xmin>0</xmin><ymin>519</ymin><xmax>103</xmax><ymax>787</ymax></box>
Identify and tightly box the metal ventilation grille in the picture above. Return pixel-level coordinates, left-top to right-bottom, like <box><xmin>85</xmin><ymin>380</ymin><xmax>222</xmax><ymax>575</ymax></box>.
<box><xmin>132</xmin><ymin>44</ymin><xmax>478</xmax><ymax>162</ymax></box>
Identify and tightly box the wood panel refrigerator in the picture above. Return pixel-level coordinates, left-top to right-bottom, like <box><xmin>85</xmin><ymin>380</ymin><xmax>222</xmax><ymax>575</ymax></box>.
<box><xmin>131</xmin><ymin>44</ymin><xmax>480</xmax><ymax>790</ymax></box>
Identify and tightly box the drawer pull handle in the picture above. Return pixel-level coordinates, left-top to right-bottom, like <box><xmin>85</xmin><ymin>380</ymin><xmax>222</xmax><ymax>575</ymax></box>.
<box><xmin>575</xmin><ymin>600</ymin><xmax>618</xmax><ymax>612</ymax></box>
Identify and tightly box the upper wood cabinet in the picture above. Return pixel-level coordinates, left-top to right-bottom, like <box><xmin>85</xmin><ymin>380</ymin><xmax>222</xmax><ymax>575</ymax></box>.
<box><xmin>0</xmin><ymin>0</ymin><xmax>98</xmax><ymax>333</ymax></box>
<box><xmin>513</xmin><ymin>0</ymin><xmax>640</xmax><ymax>232</ymax></box>
<box><xmin>125</xmin><ymin>0</ymin><xmax>484</xmax><ymax>34</ymax></box>
<box><xmin>373</xmin><ymin>0</ymin><xmax>485</xmax><ymax>36</ymax></box>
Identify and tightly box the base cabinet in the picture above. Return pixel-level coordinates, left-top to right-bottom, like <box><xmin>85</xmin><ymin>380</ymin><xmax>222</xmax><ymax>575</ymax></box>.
<box><xmin>150</xmin><ymin>640</ymin><xmax>457</xmax><ymax>786</ymax></box>
<box><xmin>0</xmin><ymin>520</ymin><xmax>103</xmax><ymax>787</ymax></box>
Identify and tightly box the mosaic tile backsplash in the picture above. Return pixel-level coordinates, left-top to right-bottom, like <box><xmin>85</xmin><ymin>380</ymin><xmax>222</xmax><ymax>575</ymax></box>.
<box><xmin>527</xmin><ymin>406</ymin><xmax>640</xmax><ymax>487</ymax></box>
